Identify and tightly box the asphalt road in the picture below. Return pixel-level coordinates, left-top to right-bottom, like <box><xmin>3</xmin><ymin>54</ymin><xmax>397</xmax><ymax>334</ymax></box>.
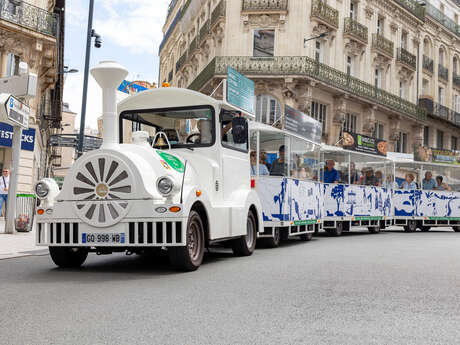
<box><xmin>1</xmin><ymin>228</ymin><xmax>460</xmax><ymax>345</ymax></box>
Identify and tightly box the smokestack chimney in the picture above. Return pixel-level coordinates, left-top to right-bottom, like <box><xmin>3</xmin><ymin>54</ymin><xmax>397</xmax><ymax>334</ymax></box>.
<box><xmin>90</xmin><ymin>61</ymin><xmax>128</xmax><ymax>148</ymax></box>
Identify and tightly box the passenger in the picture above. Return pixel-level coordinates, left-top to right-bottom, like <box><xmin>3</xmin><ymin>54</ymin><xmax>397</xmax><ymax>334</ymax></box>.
<box><xmin>435</xmin><ymin>176</ymin><xmax>451</xmax><ymax>191</ymax></box>
<box><xmin>298</xmin><ymin>166</ymin><xmax>310</xmax><ymax>179</ymax></box>
<box><xmin>260</xmin><ymin>150</ymin><xmax>271</xmax><ymax>171</ymax></box>
<box><xmin>291</xmin><ymin>169</ymin><xmax>298</xmax><ymax>178</ymax></box>
<box><xmin>375</xmin><ymin>171</ymin><xmax>383</xmax><ymax>186</ymax></box>
<box><xmin>383</xmin><ymin>175</ymin><xmax>398</xmax><ymax>189</ymax></box>
<box><xmin>400</xmin><ymin>173</ymin><xmax>417</xmax><ymax>189</ymax></box>
<box><xmin>250</xmin><ymin>151</ymin><xmax>269</xmax><ymax>176</ymax></box>
<box><xmin>323</xmin><ymin>159</ymin><xmax>340</xmax><ymax>184</ymax></box>
<box><xmin>363</xmin><ymin>168</ymin><xmax>378</xmax><ymax>186</ymax></box>
<box><xmin>342</xmin><ymin>162</ymin><xmax>360</xmax><ymax>185</ymax></box>
<box><xmin>270</xmin><ymin>145</ymin><xmax>288</xmax><ymax>176</ymax></box>
<box><xmin>422</xmin><ymin>171</ymin><xmax>438</xmax><ymax>190</ymax></box>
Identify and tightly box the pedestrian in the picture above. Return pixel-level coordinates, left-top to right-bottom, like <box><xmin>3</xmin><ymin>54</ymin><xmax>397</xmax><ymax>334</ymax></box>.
<box><xmin>0</xmin><ymin>168</ymin><xmax>9</xmax><ymax>217</ymax></box>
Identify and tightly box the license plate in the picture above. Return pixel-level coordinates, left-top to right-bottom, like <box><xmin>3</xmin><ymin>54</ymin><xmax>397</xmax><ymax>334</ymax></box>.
<box><xmin>82</xmin><ymin>233</ymin><xmax>125</xmax><ymax>244</ymax></box>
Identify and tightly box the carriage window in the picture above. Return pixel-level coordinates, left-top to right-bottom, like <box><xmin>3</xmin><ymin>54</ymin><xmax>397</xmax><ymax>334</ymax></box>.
<box><xmin>221</xmin><ymin>110</ymin><xmax>248</xmax><ymax>152</ymax></box>
<box><xmin>290</xmin><ymin>137</ymin><xmax>320</xmax><ymax>181</ymax></box>
<box><xmin>119</xmin><ymin>106</ymin><xmax>215</xmax><ymax>148</ymax></box>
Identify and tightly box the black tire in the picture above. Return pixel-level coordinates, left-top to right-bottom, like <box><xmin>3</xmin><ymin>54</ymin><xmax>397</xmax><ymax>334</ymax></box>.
<box><xmin>169</xmin><ymin>210</ymin><xmax>205</xmax><ymax>271</ymax></box>
<box><xmin>368</xmin><ymin>226</ymin><xmax>380</xmax><ymax>234</ymax></box>
<box><xmin>420</xmin><ymin>226</ymin><xmax>431</xmax><ymax>232</ymax></box>
<box><xmin>264</xmin><ymin>227</ymin><xmax>280</xmax><ymax>248</ymax></box>
<box><xmin>327</xmin><ymin>222</ymin><xmax>343</xmax><ymax>236</ymax></box>
<box><xmin>300</xmin><ymin>232</ymin><xmax>313</xmax><ymax>241</ymax></box>
<box><xmin>453</xmin><ymin>226</ymin><xmax>460</xmax><ymax>232</ymax></box>
<box><xmin>404</xmin><ymin>220</ymin><xmax>417</xmax><ymax>232</ymax></box>
<box><xmin>232</xmin><ymin>211</ymin><xmax>257</xmax><ymax>256</ymax></box>
<box><xmin>49</xmin><ymin>247</ymin><xmax>88</xmax><ymax>268</ymax></box>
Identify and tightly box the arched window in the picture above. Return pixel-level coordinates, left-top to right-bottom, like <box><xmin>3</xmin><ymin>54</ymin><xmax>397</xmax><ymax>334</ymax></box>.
<box><xmin>453</xmin><ymin>56</ymin><xmax>458</xmax><ymax>75</ymax></box>
<box><xmin>423</xmin><ymin>38</ymin><xmax>431</xmax><ymax>57</ymax></box>
<box><xmin>256</xmin><ymin>94</ymin><xmax>281</xmax><ymax>125</ymax></box>
<box><xmin>439</xmin><ymin>48</ymin><xmax>446</xmax><ymax>66</ymax></box>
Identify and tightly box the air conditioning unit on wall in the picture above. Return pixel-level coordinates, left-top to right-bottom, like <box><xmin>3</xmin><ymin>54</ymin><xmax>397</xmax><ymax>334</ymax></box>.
<box><xmin>0</xmin><ymin>74</ymin><xmax>37</xmax><ymax>99</ymax></box>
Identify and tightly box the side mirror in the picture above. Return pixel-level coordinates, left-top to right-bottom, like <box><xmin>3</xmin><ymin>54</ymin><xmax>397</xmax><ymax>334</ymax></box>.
<box><xmin>232</xmin><ymin>117</ymin><xmax>248</xmax><ymax>144</ymax></box>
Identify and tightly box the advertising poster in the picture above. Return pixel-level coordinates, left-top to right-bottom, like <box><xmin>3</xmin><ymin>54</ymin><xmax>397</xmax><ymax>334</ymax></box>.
<box><xmin>342</xmin><ymin>131</ymin><xmax>387</xmax><ymax>156</ymax></box>
<box><xmin>284</xmin><ymin>105</ymin><xmax>322</xmax><ymax>144</ymax></box>
<box><xmin>414</xmin><ymin>145</ymin><xmax>460</xmax><ymax>165</ymax></box>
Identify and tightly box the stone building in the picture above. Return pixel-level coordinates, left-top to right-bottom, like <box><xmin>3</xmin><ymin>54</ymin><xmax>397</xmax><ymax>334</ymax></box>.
<box><xmin>52</xmin><ymin>102</ymin><xmax>75</xmax><ymax>180</ymax></box>
<box><xmin>158</xmin><ymin>0</ymin><xmax>460</xmax><ymax>154</ymax></box>
<box><xmin>0</xmin><ymin>0</ymin><xmax>65</xmax><ymax>192</ymax></box>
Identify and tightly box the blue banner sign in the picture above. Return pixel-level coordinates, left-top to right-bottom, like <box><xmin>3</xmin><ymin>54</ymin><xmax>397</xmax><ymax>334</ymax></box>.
<box><xmin>118</xmin><ymin>80</ymin><xmax>148</xmax><ymax>95</ymax></box>
<box><xmin>226</xmin><ymin>67</ymin><xmax>255</xmax><ymax>115</ymax></box>
<box><xmin>0</xmin><ymin>122</ymin><xmax>36</xmax><ymax>151</ymax></box>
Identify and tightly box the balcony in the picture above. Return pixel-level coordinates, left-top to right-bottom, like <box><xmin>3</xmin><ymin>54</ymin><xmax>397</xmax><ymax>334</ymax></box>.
<box><xmin>343</xmin><ymin>17</ymin><xmax>368</xmax><ymax>44</ymax></box>
<box><xmin>189</xmin><ymin>36</ymin><xmax>198</xmax><ymax>55</ymax></box>
<box><xmin>0</xmin><ymin>0</ymin><xmax>58</xmax><ymax>37</ymax></box>
<box><xmin>176</xmin><ymin>52</ymin><xmax>187</xmax><ymax>73</ymax></box>
<box><xmin>439</xmin><ymin>64</ymin><xmax>449</xmax><ymax>81</ymax></box>
<box><xmin>311</xmin><ymin>0</ymin><xmax>339</xmax><ymax>29</ymax></box>
<box><xmin>454</xmin><ymin>73</ymin><xmax>460</xmax><ymax>89</ymax></box>
<box><xmin>393</xmin><ymin>0</ymin><xmax>425</xmax><ymax>21</ymax></box>
<box><xmin>425</xmin><ymin>3</ymin><xmax>460</xmax><ymax>37</ymax></box>
<box><xmin>165</xmin><ymin>0</ymin><xmax>179</xmax><ymax>22</ymax></box>
<box><xmin>211</xmin><ymin>0</ymin><xmax>226</xmax><ymax>29</ymax></box>
<box><xmin>423</xmin><ymin>55</ymin><xmax>434</xmax><ymax>73</ymax></box>
<box><xmin>159</xmin><ymin>9</ymin><xmax>181</xmax><ymax>53</ymax></box>
<box><xmin>242</xmin><ymin>0</ymin><xmax>288</xmax><ymax>12</ymax></box>
<box><xmin>419</xmin><ymin>98</ymin><xmax>460</xmax><ymax>126</ymax></box>
<box><xmin>188</xmin><ymin>56</ymin><xmax>426</xmax><ymax>121</ymax></box>
<box><xmin>372</xmin><ymin>34</ymin><xmax>394</xmax><ymax>59</ymax></box>
<box><xmin>179</xmin><ymin>0</ymin><xmax>193</xmax><ymax>19</ymax></box>
<box><xmin>199</xmin><ymin>19</ymin><xmax>210</xmax><ymax>45</ymax></box>
<box><xmin>397</xmin><ymin>48</ymin><xmax>416</xmax><ymax>70</ymax></box>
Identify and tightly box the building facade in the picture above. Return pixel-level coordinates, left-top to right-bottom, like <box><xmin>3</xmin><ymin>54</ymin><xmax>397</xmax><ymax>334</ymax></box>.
<box><xmin>52</xmin><ymin>102</ymin><xmax>75</xmax><ymax>180</ymax></box>
<box><xmin>0</xmin><ymin>0</ymin><xmax>65</xmax><ymax>192</ymax></box>
<box><xmin>158</xmin><ymin>0</ymin><xmax>460</xmax><ymax>154</ymax></box>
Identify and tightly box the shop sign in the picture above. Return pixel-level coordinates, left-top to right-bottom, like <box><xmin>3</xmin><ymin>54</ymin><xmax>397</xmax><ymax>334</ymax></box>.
<box><xmin>0</xmin><ymin>122</ymin><xmax>35</xmax><ymax>151</ymax></box>
<box><xmin>342</xmin><ymin>131</ymin><xmax>387</xmax><ymax>157</ymax></box>
<box><xmin>284</xmin><ymin>105</ymin><xmax>322</xmax><ymax>144</ymax></box>
<box><xmin>414</xmin><ymin>145</ymin><xmax>460</xmax><ymax>165</ymax></box>
<box><xmin>0</xmin><ymin>94</ymin><xmax>30</xmax><ymax>128</ymax></box>
<box><xmin>226</xmin><ymin>67</ymin><xmax>255</xmax><ymax>115</ymax></box>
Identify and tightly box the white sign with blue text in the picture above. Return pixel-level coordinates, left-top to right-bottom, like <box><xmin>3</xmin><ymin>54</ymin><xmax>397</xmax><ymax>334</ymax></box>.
<box><xmin>0</xmin><ymin>94</ymin><xmax>30</xmax><ymax>128</ymax></box>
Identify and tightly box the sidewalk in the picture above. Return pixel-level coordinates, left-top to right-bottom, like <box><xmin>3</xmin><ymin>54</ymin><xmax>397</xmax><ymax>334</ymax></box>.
<box><xmin>0</xmin><ymin>218</ymin><xmax>47</xmax><ymax>259</ymax></box>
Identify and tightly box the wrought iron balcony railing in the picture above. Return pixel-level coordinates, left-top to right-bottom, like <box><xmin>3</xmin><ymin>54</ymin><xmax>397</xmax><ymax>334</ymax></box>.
<box><xmin>311</xmin><ymin>0</ymin><xmax>339</xmax><ymax>28</ymax></box>
<box><xmin>189</xmin><ymin>36</ymin><xmax>198</xmax><ymax>55</ymax></box>
<box><xmin>199</xmin><ymin>19</ymin><xmax>210</xmax><ymax>45</ymax></box>
<box><xmin>176</xmin><ymin>51</ymin><xmax>187</xmax><ymax>72</ymax></box>
<box><xmin>439</xmin><ymin>64</ymin><xmax>449</xmax><ymax>81</ymax></box>
<box><xmin>423</xmin><ymin>55</ymin><xmax>434</xmax><ymax>73</ymax></box>
<box><xmin>454</xmin><ymin>72</ymin><xmax>460</xmax><ymax>88</ymax></box>
<box><xmin>372</xmin><ymin>34</ymin><xmax>394</xmax><ymax>58</ymax></box>
<box><xmin>393</xmin><ymin>0</ymin><xmax>425</xmax><ymax>21</ymax></box>
<box><xmin>419</xmin><ymin>98</ymin><xmax>460</xmax><ymax>125</ymax></box>
<box><xmin>188</xmin><ymin>56</ymin><xmax>426</xmax><ymax>121</ymax></box>
<box><xmin>211</xmin><ymin>0</ymin><xmax>226</xmax><ymax>28</ymax></box>
<box><xmin>0</xmin><ymin>0</ymin><xmax>58</xmax><ymax>37</ymax></box>
<box><xmin>425</xmin><ymin>3</ymin><xmax>460</xmax><ymax>37</ymax></box>
<box><xmin>242</xmin><ymin>0</ymin><xmax>288</xmax><ymax>12</ymax></box>
<box><xmin>179</xmin><ymin>0</ymin><xmax>192</xmax><ymax>19</ymax></box>
<box><xmin>344</xmin><ymin>17</ymin><xmax>368</xmax><ymax>44</ymax></box>
<box><xmin>397</xmin><ymin>48</ymin><xmax>416</xmax><ymax>70</ymax></box>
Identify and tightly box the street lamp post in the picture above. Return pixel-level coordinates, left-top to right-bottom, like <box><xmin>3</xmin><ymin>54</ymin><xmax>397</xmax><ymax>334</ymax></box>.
<box><xmin>77</xmin><ymin>0</ymin><xmax>101</xmax><ymax>158</ymax></box>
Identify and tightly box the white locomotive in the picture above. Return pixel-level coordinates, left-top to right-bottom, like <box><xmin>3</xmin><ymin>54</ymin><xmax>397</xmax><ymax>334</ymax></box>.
<box><xmin>35</xmin><ymin>61</ymin><xmax>263</xmax><ymax>271</ymax></box>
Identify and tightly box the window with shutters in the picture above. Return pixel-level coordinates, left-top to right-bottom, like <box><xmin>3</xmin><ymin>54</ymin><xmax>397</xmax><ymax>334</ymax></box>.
<box><xmin>373</xmin><ymin>123</ymin><xmax>385</xmax><ymax>140</ymax></box>
<box><xmin>437</xmin><ymin>130</ymin><xmax>444</xmax><ymax>149</ymax></box>
<box><xmin>253</xmin><ymin>29</ymin><xmax>275</xmax><ymax>57</ymax></box>
<box><xmin>451</xmin><ymin>136</ymin><xmax>458</xmax><ymax>151</ymax></box>
<box><xmin>395</xmin><ymin>132</ymin><xmax>408</xmax><ymax>153</ymax></box>
<box><xmin>311</xmin><ymin>101</ymin><xmax>327</xmax><ymax>133</ymax></box>
<box><xmin>343</xmin><ymin>113</ymin><xmax>357</xmax><ymax>133</ymax></box>
<box><xmin>423</xmin><ymin>126</ymin><xmax>429</xmax><ymax>147</ymax></box>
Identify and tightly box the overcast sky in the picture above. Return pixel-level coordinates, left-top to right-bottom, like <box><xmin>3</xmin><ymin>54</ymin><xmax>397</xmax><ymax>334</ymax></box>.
<box><xmin>63</xmin><ymin>0</ymin><xmax>170</xmax><ymax>129</ymax></box>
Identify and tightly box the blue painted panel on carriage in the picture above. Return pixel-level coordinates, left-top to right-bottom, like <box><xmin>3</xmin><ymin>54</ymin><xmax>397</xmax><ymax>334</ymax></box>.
<box><xmin>324</xmin><ymin>184</ymin><xmax>392</xmax><ymax>218</ymax></box>
<box><xmin>393</xmin><ymin>190</ymin><xmax>415</xmax><ymax>216</ymax></box>
<box><xmin>287</xmin><ymin>179</ymin><xmax>323</xmax><ymax>221</ymax></box>
<box><xmin>415</xmin><ymin>190</ymin><xmax>460</xmax><ymax>218</ymax></box>
<box><xmin>256</xmin><ymin>177</ymin><xmax>289</xmax><ymax>222</ymax></box>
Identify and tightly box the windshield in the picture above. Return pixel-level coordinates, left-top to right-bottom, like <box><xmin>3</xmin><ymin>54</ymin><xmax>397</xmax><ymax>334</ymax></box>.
<box><xmin>120</xmin><ymin>106</ymin><xmax>215</xmax><ymax>148</ymax></box>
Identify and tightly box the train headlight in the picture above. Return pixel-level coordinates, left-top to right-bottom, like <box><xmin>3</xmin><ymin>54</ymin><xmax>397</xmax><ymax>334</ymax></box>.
<box><xmin>35</xmin><ymin>182</ymin><xmax>49</xmax><ymax>199</ymax></box>
<box><xmin>157</xmin><ymin>176</ymin><xmax>174</xmax><ymax>196</ymax></box>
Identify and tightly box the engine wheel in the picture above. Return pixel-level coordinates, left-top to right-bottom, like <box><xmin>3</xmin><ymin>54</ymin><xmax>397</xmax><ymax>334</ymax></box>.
<box><xmin>327</xmin><ymin>222</ymin><xmax>343</xmax><ymax>236</ymax></box>
<box><xmin>232</xmin><ymin>211</ymin><xmax>257</xmax><ymax>256</ymax></box>
<box><xmin>404</xmin><ymin>220</ymin><xmax>417</xmax><ymax>232</ymax></box>
<box><xmin>300</xmin><ymin>232</ymin><xmax>313</xmax><ymax>241</ymax></box>
<box><xmin>264</xmin><ymin>227</ymin><xmax>280</xmax><ymax>248</ymax></box>
<box><xmin>420</xmin><ymin>226</ymin><xmax>431</xmax><ymax>232</ymax></box>
<box><xmin>49</xmin><ymin>247</ymin><xmax>88</xmax><ymax>268</ymax></box>
<box><xmin>368</xmin><ymin>226</ymin><xmax>380</xmax><ymax>234</ymax></box>
<box><xmin>169</xmin><ymin>210</ymin><xmax>205</xmax><ymax>271</ymax></box>
<box><xmin>453</xmin><ymin>226</ymin><xmax>460</xmax><ymax>232</ymax></box>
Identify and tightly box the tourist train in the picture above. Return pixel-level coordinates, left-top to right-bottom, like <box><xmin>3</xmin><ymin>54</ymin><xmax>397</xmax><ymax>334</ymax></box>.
<box><xmin>34</xmin><ymin>61</ymin><xmax>460</xmax><ymax>271</ymax></box>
